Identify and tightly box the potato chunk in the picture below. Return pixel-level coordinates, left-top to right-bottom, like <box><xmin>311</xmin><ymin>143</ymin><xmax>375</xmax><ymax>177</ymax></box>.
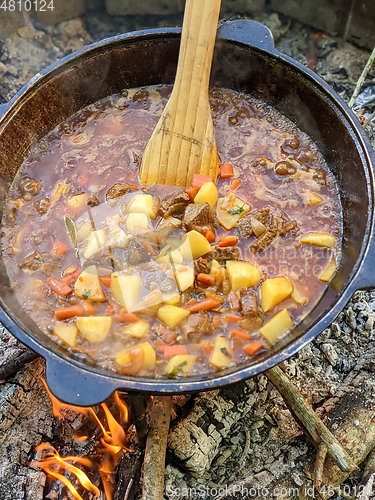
<box><xmin>116</xmin><ymin>342</ymin><xmax>156</xmax><ymax>371</ymax></box>
<box><xmin>226</xmin><ymin>260</ymin><xmax>261</xmax><ymax>291</ymax></box>
<box><xmin>300</xmin><ymin>232</ymin><xmax>336</xmax><ymax>248</ymax></box>
<box><xmin>67</xmin><ymin>193</ymin><xmax>88</xmax><ymax>209</ymax></box>
<box><xmin>122</xmin><ymin>319</ymin><xmax>150</xmax><ymax>338</ymax></box>
<box><xmin>83</xmin><ymin>229</ymin><xmax>106</xmax><ymax>260</ymax></box>
<box><xmin>210</xmin><ymin>336</ymin><xmax>232</xmax><ymax>368</ymax></box>
<box><xmin>178</xmin><ymin>230</ymin><xmax>212</xmax><ymax>260</ymax></box>
<box><xmin>127</xmin><ymin>194</ymin><xmax>159</xmax><ymax>219</ymax></box>
<box><xmin>53</xmin><ymin>321</ymin><xmax>78</xmax><ymax>347</ymax></box>
<box><xmin>194</xmin><ymin>182</ymin><xmax>218</xmax><ymax>208</ymax></box>
<box><xmin>260</xmin><ymin>277</ymin><xmax>293</xmax><ymax>312</ymax></box>
<box><xmin>110</xmin><ymin>273</ymin><xmax>141</xmax><ymax>312</ymax></box>
<box><xmin>308</xmin><ymin>193</ymin><xmax>323</xmax><ymax>205</ymax></box>
<box><xmin>320</xmin><ymin>256</ymin><xmax>337</xmax><ymax>282</ymax></box>
<box><xmin>216</xmin><ymin>196</ymin><xmax>251</xmax><ymax>230</ymax></box>
<box><xmin>74</xmin><ymin>265</ymin><xmax>106</xmax><ymax>302</ymax></box>
<box><xmin>125</xmin><ymin>212</ymin><xmax>149</xmax><ymax>232</ymax></box>
<box><xmin>175</xmin><ymin>264</ymin><xmax>195</xmax><ymax>292</ymax></box>
<box><xmin>76</xmin><ymin>316</ymin><xmax>112</xmax><ymax>343</ymax></box>
<box><xmin>259</xmin><ymin>309</ymin><xmax>293</xmax><ymax>344</ymax></box>
<box><xmin>157</xmin><ymin>305</ymin><xmax>190</xmax><ymax>329</ymax></box>
<box><xmin>165</xmin><ymin>354</ymin><xmax>197</xmax><ymax>375</ymax></box>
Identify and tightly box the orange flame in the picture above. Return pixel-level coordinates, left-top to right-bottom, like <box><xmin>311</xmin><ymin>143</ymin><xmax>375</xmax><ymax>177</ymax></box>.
<box><xmin>35</xmin><ymin>380</ymin><xmax>131</xmax><ymax>500</ymax></box>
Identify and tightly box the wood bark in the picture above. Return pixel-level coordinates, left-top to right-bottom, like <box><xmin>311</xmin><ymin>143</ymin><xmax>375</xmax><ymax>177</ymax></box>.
<box><xmin>0</xmin><ymin>326</ymin><xmax>38</xmax><ymax>380</ymax></box>
<box><xmin>142</xmin><ymin>396</ymin><xmax>172</xmax><ymax>500</ymax></box>
<box><xmin>0</xmin><ymin>358</ymin><xmax>52</xmax><ymax>500</ymax></box>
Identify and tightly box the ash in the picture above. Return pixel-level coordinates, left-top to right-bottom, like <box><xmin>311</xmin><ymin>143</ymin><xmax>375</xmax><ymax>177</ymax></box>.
<box><xmin>1</xmin><ymin>5</ymin><xmax>375</xmax><ymax>500</ymax></box>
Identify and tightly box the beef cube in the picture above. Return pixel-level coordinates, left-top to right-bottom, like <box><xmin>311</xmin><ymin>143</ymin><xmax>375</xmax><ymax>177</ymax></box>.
<box><xmin>249</xmin><ymin>229</ymin><xmax>276</xmax><ymax>253</ymax></box>
<box><xmin>86</xmin><ymin>194</ymin><xmax>100</xmax><ymax>207</ymax></box>
<box><xmin>212</xmin><ymin>245</ymin><xmax>240</xmax><ymax>262</ymax></box>
<box><xmin>269</xmin><ymin>215</ymin><xmax>286</xmax><ymax>234</ymax></box>
<box><xmin>106</xmin><ymin>183</ymin><xmax>130</xmax><ymax>205</ymax></box>
<box><xmin>123</xmin><ymin>237</ymin><xmax>149</xmax><ymax>265</ymax></box>
<box><xmin>19</xmin><ymin>251</ymin><xmax>61</xmax><ymax>276</ymax></box>
<box><xmin>194</xmin><ymin>257</ymin><xmax>211</xmax><ymax>275</ymax></box>
<box><xmin>238</xmin><ymin>208</ymin><xmax>270</xmax><ymax>238</ymax></box>
<box><xmin>180</xmin><ymin>311</ymin><xmax>214</xmax><ymax>341</ymax></box>
<box><xmin>158</xmin><ymin>191</ymin><xmax>190</xmax><ymax>218</ymax></box>
<box><xmin>238</xmin><ymin>289</ymin><xmax>263</xmax><ymax>332</ymax></box>
<box><xmin>182</xmin><ymin>203</ymin><xmax>213</xmax><ymax>233</ymax></box>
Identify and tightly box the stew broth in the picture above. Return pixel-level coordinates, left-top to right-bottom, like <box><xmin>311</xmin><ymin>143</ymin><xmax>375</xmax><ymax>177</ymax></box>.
<box><xmin>2</xmin><ymin>85</ymin><xmax>342</xmax><ymax>378</ymax></box>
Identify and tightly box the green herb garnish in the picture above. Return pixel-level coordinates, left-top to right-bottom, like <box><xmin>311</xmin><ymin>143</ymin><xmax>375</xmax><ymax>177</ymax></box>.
<box><xmin>82</xmin><ymin>290</ymin><xmax>91</xmax><ymax>299</ymax></box>
<box><xmin>220</xmin><ymin>347</ymin><xmax>231</xmax><ymax>357</ymax></box>
<box><xmin>169</xmin><ymin>361</ymin><xmax>188</xmax><ymax>377</ymax></box>
<box><xmin>228</xmin><ymin>205</ymin><xmax>245</xmax><ymax>216</ymax></box>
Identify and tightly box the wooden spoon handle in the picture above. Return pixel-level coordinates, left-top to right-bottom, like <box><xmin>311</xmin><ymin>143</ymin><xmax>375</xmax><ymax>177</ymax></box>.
<box><xmin>140</xmin><ymin>0</ymin><xmax>221</xmax><ymax>187</ymax></box>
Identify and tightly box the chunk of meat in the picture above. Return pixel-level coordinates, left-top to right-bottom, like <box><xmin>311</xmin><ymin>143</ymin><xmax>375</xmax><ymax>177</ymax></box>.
<box><xmin>156</xmin><ymin>324</ymin><xmax>177</xmax><ymax>344</ymax></box>
<box><xmin>238</xmin><ymin>289</ymin><xmax>263</xmax><ymax>332</ymax></box>
<box><xmin>158</xmin><ymin>191</ymin><xmax>190</xmax><ymax>218</ymax></box>
<box><xmin>250</xmin><ymin>215</ymin><xmax>287</xmax><ymax>253</ymax></box>
<box><xmin>194</xmin><ymin>257</ymin><xmax>211</xmax><ymax>275</ymax></box>
<box><xmin>182</xmin><ymin>203</ymin><xmax>213</xmax><ymax>233</ymax></box>
<box><xmin>212</xmin><ymin>245</ymin><xmax>240</xmax><ymax>262</ymax></box>
<box><xmin>123</xmin><ymin>236</ymin><xmax>150</xmax><ymax>265</ymax></box>
<box><xmin>105</xmin><ymin>183</ymin><xmax>130</xmax><ymax>205</ymax></box>
<box><xmin>19</xmin><ymin>251</ymin><xmax>61</xmax><ymax>276</ymax></box>
<box><xmin>238</xmin><ymin>208</ymin><xmax>270</xmax><ymax>238</ymax></box>
<box><xmin>180</xmin><ymin>311</ymin><xmax>214</xmax><ymax>342</ymax></box>
<box><xmin>144</xmin><ymin>269</ymin><xmax>176</xmax><ymax>293</ymax></box>
<box><xmin>17</xmin><ymin>177</ymin><xmax>41</xmax><ymax>197</ymax></box>
<box><xmin>86</xmin><ymin>194</ymin><xmax>100</xmax><ymax>207</ymax></box>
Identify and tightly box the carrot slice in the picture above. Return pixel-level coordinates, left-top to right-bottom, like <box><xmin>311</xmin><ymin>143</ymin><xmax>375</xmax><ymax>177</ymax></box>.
<box><xmin>99</xmin><ymin>276</ymin><xmax>112</xmax><ymax>288</ymax></box>
<box><xmin>113</xmin><ymin>312</ymin><xmax>140</xmax><ymax>323</ymax></box>
<box><xmin>81</xmin><ymin>300</ymin><xmax>96</xmax><ymax>315</ymax></box>
<box><xmin>211</xmin><ymin>315</ymin><xmax>222</xmax><ymax>328</ymax></box>
<box><xmin>201</xmin><ymin>342</ymin><xmax>212</xmax><ymax>355</ymax></box>
<box><xmin>107</xmin><ymin>304</ymin><xmax>115</xmax><ymax>315</ymax></box>
<box><xmin>53</xmin><ymin>242</ymin><xmax>69</xmax><ymax>257</ymax></box>
<box><xmin>218</xmin><ymin>236</ymin><xmax>238</xmax><ymax>247</ymax></box>
<box><xmin>225</xmin><ymin>313</ymin><xmax>242</xmax><ymax>323</ymax></box>
<box><xmin>197</xmin><ymin>273</ymin><xmax>215</xmax><ymax>286</ymax></box>
<box><xmin>54</xmin><ymin>305</ymin><xmax>83</xmax><ymax>320</ymax></box>
<box><xmin>185</xmin><ymin>296</ymin><xmax>222</xmax><ymax>312</ymax></box>
<box><xmin>204</xmin><ymin>228</ymin><xmax>216</xmax><ymax>243</ymax></box>
<box><xmin>142</xmin><ymin>239</ymin><xmax>157</xmax><ymax>255</ymax></box>
<box><xmin>219</xmin><ymin>161</ymin><xmax>234</xmax><ymax>179</ymax></box>
<box><xmin>185</xmin><ymin>298</ymin><xmax>197</xmax><ymax>307</ymax></box>
<box><xmin>186</xmin><ymin>185</ymin><xmax>200</xmax><ymax>201</ymax></box>
<box><xmin>230</xmin><ymin>329</ymin><xmax>252</xmax><ymax>342</ymax></box>
<box><xmin>164</xmin><ymin>344</ymin><xmax>188</xmax><ymax>359</ymax></box>
<box><xmin>47</xmin><ymin>277</ymin><xmax>73</xmax><ymax>297</ymax></box>
<box><xmin>230</xmin><ymin>179</ymin><xmax>241</xmax><ymax>190</ymax></box>
<box><xmin>60</xmin><ymin>269</ymin><xmax>82</xmax><ymax>286</ymax></box>
<box><xmin>243</xmin><ymin>341</ymin><xmax>263</xmax><ymax>356</ymax></box>
<box><xmin>193</xmin><ymin>174</ymin><xmax>212</xmax><ymax>187</ymax></box>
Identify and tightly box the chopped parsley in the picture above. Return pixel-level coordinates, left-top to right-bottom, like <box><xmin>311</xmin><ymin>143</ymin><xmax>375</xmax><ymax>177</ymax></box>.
<box><xmin>220</xmin><ymin>347</ymin><xmax>231</xmax><ymax>357</ymax></box>
<box><xmin>228</xmin><ymin>205</ymin><xmax>245</xmax><ymax>216</ymax></box>
<box><xmin>82</xmin><ymin>290</ymin><xmax>91</xmax><ymax>299</ymax></box>
<box><xmin>169</xmin><ymin>361</ymin><xmax>188</xmax><ymax>377</ymax></box>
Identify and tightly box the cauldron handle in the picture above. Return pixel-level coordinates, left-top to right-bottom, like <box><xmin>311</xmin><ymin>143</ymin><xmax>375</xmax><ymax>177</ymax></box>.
<box><xmin>45</xmin><ymin>356</ymin><xmax>119</xmax><ymax>407</ymax></box>
<box><xmin>217</xmin><ymin>19</ymin><xmax>276</xmax><ymax>52</ymax></box>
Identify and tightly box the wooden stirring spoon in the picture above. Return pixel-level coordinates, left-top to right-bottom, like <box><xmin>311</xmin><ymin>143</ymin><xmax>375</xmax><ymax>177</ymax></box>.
<box><xmin>139</xmin><ymin>0</ymin><xmax>221</xmax><ymax>187</ymax></box>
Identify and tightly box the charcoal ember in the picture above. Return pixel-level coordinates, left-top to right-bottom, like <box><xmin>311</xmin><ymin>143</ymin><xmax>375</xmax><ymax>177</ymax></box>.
<box><xmin>182</xmin><ymin>203</ymin><xmax>213</xmax><ymax>233</ymax></box>
<box><xmin>212</xmin><ymin>245</ymin><xmax>240</xmax><ymax>262</ymax></box>
<box><xmin>237</xmin><ymin>208</ymin><xmax>270</xmax><ymax>238</ymax></box>
<box><xmin>194</xmin><ymin>257</ymin><xmax>211</xmax><ymax>275</ymax></box>
<box><xmin>105</xmin><ymin>183</ymin><xmax>130</xmax><ymax>205</ymax></box>
<box><xmin>158</xmin><ymin>191</ymin><xmax>190</xmax><ymax>218</ymax></box>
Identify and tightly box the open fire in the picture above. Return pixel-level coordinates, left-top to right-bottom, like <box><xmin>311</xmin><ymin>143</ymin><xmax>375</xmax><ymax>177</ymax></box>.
<box><xmin>32</xmin><ymin>379</ymin><xmax>130</xmax><ymax>500</ymax></box>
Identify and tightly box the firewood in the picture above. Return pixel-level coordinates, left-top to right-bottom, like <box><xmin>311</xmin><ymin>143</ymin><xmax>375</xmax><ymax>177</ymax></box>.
<box><xmin>265</xmin><ymin>366</ymin><xmax>358</xmax><ymax>478</ymax></box>
<box><xmin>142</xmin><ymin>396</ymin><xmax>172</xmax><ymax>500</ymax></box>
<box><xmin>114</xmin><ymin>444</ymin><xmax>143</xmax><ymax>500</ymax></box>
<box><xmin>0</xmin><ymin>328</ymin><xmax>38</xmax><ymax>380</ymax></box>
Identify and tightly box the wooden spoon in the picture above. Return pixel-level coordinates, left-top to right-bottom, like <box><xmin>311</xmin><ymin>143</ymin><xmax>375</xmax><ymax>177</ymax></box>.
<box><xmin>139</xmin><ymin>0</ymin><xmax>221</xmax><ymax>187</ymax></box>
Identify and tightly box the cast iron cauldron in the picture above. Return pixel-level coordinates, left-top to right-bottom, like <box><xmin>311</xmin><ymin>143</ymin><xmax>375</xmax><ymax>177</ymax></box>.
<box><xmin>0</xmin><ymin>20</ymin><xmax>374</xmax><ymax>406</ymax></box>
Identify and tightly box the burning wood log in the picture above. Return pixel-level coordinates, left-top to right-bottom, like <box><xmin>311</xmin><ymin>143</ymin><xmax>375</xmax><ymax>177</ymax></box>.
<box><xmin>142</xmin><ymin>396</ymin><xmax>172</xmax><ymax>500</ymax></box>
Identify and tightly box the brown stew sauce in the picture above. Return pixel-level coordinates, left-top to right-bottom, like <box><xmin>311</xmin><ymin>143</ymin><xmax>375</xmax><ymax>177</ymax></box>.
<box><xmin>1</xmin><ymin>85</ymin><xmax>342</xmax><ymax>378</ymax></box>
